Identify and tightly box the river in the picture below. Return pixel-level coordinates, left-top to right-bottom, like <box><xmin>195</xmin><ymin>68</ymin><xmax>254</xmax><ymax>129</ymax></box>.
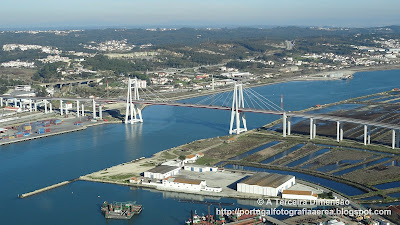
<box><xmin>1</xmin><ymin>69</ymin><xmax>399</xmax><ymax>224</ymax></box>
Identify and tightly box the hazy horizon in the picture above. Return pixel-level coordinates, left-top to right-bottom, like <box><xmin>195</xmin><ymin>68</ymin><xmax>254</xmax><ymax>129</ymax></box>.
<box><xmin>1</xmin><ymin>0</ymin><xmax>400</xmax><ymax>30</ymax></box>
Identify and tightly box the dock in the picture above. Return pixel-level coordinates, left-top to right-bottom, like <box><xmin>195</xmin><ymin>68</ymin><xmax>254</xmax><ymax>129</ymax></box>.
<box><xmin>18</xmin><ymin>179</ymin><xmax>77</xmax><ymax>198</ymax></box>
<box><xmin>0</xmin><ymin>126</ymin><xmax>87</xmax><ymax>146</ymax></box>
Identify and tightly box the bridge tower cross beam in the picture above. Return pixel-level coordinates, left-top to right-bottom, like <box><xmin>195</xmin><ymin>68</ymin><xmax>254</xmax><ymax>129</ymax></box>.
<box><xmin>125</xmin><ymin>78</ymin><xmax>143</xmax><ymax>124</ymax></box>
<box><xmin>229</xmin><ymin>83</ymin><xmax>247</xmax><ymax>135</ymax></box>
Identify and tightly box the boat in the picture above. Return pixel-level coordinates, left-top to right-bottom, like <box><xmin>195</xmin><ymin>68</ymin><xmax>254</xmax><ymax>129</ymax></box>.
<box><xmin>101</xmin><ymin>201</ymin><xmax>142</xmax><ymax>219</ymax></box>
<box><xmin>341</xmin><ymin>74</ymin><xmax>353</xmax><ymax>80</ymax></box>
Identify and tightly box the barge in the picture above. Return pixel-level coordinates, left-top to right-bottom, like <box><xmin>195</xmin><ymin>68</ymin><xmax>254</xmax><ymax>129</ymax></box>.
<box><xmin>101</xmin><ymin>201</ymin><xmax>142</xmax><ymax>219</ymax></box>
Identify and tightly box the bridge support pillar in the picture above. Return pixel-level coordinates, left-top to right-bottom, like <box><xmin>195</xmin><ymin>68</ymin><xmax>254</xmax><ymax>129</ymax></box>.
<box><xmin>5</xmin><ymin>98</ymin><xmax>8</xmax><ymax>106</ymax></box>
<box><xmin>59</xmin><ymin>100</ymin><xmax>63</xmax><ymax>115</ymax></box>
<box><xmin>287</xmin><ymin>116</ymin><xmax>291</xmax><ymax>136</ymax></box>
<box><xmin>367</xmin><ymin>126</ymin><xmax>371</xmax><ymax>144</ymax></box>
<box><xmin>49</xmin><ymin>102</ymin><xmax>52</xmax><ymax>113</ymax></box>
<box><xmin>92</xmin><ymin>99</ymin><xmax>96</xmax><ymax>118</ymax></box>
<box><xmin>76</xmin><ymin>101</ymin><xmax>80</xmax><ymax>117</ymax></box>
<box><xmin>44</xmin><ymin>100</ymin><xmax>48</xmax><ymax>114</ymax></box>
<box><xmin>313</xmin><ymin>119</ymin><xmax>317</xmax><ymax>138</ymax></box>
<box><xmin>336</xmin><ymin>121</ymin><xmax>340</xmax><ymax>142</ymax></box>
<box><xmin>34</xmin><ymin>101</ymin><xmax>37</xmax><ymax>112</ymax></box>
<box><xmin>397</xmin><ymin>130</ymin><xmax>400</xmax><ymax>148</ymax></box>
<box><xmin>125</xmin><ymin>78</ymin><xmax>143</xmax><ymax>124</ymax></box>
<box><xmin>309</xmin><ymin>118</ymin><xmax>313</xmax><ymax>140</ymax></box>
<box><xmin>29</xmin><ymin>99</ymin><xmax>32</xmax><ymax>112</ymax></box>
<box><xmin>14</xmin><ymin>98</ymin><xmax>17</xmax><ymax>107</ymax></box>
<box><xmin>81</xmin><ymin>104</ymin><xmax>85</xmax><ymax>117</ymax></box>
<box><xmin>282</xmin><ymin>112</ymin><xmax>287</xmax><ymax>137</ymax></box>
<box><xmin>340</xmin><ymin>123</ymin><xmax>344</xmax><ymax>141</ymax></box>
<box><xmin>364</xmin><ymin>125</ymin><xmax>368</xmax><ymax>145</ymax></box>
<box><xmin>99</xmin><ymin>105</ymin><xmax>103</xmax><ymax>120</ymax></box>
<box><xmin>392</xmin><ymin>129</ymin><xmax>396</xmax><ymax>149</ymax></box>
<box><xmin>229</xmin><ymin>83</ymin><xmax>247</xmax><ymax>134</ymax></box>
<box><xmin>0</xmin><ymin>97</ymin><xmax>3</xmax><ymax>107</ymax></box>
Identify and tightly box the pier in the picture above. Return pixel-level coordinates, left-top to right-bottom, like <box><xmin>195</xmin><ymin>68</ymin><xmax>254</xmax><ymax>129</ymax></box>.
<box><xmin>18</xmin><ymin>179</ymin><xmax>78</xmax><ymax>198</ymax></box>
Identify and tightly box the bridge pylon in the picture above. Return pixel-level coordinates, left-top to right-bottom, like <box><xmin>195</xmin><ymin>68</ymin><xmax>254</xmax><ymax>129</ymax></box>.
<box><xmin>125</xmin><ymin>77</ymin><xmax>143</xmax><ymax>124</ymax></box>
<box><xmin>229</xmin><ymin>83</ymin><xmax>247</xmax><ymax>134</ymax></box>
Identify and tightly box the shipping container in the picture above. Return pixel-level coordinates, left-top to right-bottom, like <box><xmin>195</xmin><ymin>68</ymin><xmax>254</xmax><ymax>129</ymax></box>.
<box><xmin>16</xmin><ymin>134</ymin><xmax>23</xmax><ymax>138</ymax></box>
<box><xmin>23</xmin><ymin>133</ymin><xmax>30</xmax><ymax>137</ymax></box>
<box><xmin>44</xmin><ymin>124</ymin><xmax>50</xmax><ymax>127</ymax></box>
<box><xmin>74</xmin><ymin>121</ymin><xmax>82</xmax><ymax>125</ymax></box>
<box><xmin>37</xmin><ymin>128</ymin><xmax>45</xmax><ymax>133</ymax></box>
<box><xmin>24</xmin><ymin>125</ymin><xmax>31</xmax><ymax>131</ymax></box>
<box><xmin>45</xmin><ymin>128</ymin><xmax>51</xmax><ymax>133</ymax></box>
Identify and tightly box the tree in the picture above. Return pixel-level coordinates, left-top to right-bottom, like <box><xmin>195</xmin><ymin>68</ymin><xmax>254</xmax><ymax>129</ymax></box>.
<box><xmin>33</xmin><ymin>85</ymin><xmax>48</xmax><ymax>97</ymax></box>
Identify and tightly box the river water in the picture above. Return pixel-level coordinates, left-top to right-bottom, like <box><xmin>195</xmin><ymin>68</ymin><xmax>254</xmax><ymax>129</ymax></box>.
<box><xmin>1</xmin><ymin>69</ymin><xmax>400</xmax><ymax>224</ymax></box>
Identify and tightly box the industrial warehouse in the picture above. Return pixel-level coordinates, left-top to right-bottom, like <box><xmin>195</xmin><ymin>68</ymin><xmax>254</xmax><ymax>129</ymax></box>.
<box><xmin>237</xmin><ymin>172</ymin><xmax>295</xmax><ymax>196</ymax></box>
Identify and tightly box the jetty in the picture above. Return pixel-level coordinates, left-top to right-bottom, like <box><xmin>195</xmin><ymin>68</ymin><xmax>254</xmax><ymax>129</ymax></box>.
<box><xmin>18</xmin><ymin>179</ymin><xmax>77</xmax><ymax>198</ymax></box>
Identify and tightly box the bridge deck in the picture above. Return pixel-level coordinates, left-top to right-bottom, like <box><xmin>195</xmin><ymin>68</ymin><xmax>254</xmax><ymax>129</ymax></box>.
<box><xmin>1</xmin><ymin>96</ymin><xmax>399</xmax><ymax>130</ymax></box>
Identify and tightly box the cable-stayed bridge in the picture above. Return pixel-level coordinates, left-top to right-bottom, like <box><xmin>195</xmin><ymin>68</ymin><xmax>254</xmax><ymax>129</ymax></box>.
<box><xmin>1</xmin><ymin>78</ymin><xmax>400</xmax><ymax>149</ymax></box>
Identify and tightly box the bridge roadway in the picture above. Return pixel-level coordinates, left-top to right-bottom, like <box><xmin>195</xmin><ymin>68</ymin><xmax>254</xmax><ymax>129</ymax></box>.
<box><xmin>131</xmin><ymin>100</ymin><xmax>400</xmax><ymax>130</ymax></box>
<box><xmin>2</xmin><ymin>96</ymin><xmax>399</xmax><ymax>130</ymax></box>
<box><xmin>0</xmin><ymin>96</ymin><xmax>125</xmax><ymax>103</ymax></box>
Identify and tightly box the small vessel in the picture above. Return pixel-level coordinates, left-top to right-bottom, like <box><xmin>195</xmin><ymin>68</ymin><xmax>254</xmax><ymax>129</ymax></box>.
<box><xmin>101</xmin><ymin>201</ymin><xmax>142</xmax><ymax>219</ymax></box>
<box><xmin>341</xmin><ymin>74</ymin><xmax>353</xmax><ymax>80</ymax></box>
<box><xmin>184</xmin><ymin>210</ymin><xmax>228</xmax><ymax>225</ymax></box>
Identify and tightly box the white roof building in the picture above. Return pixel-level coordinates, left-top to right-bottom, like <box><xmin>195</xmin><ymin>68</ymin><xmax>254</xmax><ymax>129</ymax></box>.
<box><xmin>144</xmin><ymin>165</ymin><xmax>180</xmax><ymax>179</ymax></box>
<box><xmin>161</xmin><ymin>160</ymin><xmax>184</xmax><ymax>167</ymax></box>
<box><xmin>282</xmin><ymin>190</ymin><xmax>318</xmax><ymax>200</ymax></box>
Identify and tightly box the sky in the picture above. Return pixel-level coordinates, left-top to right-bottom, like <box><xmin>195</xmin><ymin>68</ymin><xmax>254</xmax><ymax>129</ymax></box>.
<box><xmin>1</xmin><ymin>0</ymin><xmax>400</xmax><ymax>29</ymax></box>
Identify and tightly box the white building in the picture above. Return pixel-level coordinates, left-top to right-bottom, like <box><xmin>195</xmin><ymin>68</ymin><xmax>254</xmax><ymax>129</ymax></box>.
<box><xmin>183</xmin><ymin>153</ymin><xmax>204</xmax><ymax>163</ymax></box>
<box><xmin>184</xmin><ymin>164</ymin><xmax>218</xmax><ymax>172</ymax></box>
<box><xmin>135</xmin><ymin>79</ymin><xmax>147</xmax><ymax>89</ymax></box>
<box><xmin>162</xmin><ymin>177</ymin><xmax>222</xmax><ymax>193</ymax></box>
<box><xmin>15</xmin><ymin>85</ymin><xmax>31</xmax><ymax>92</ymax></box>
<box><xmin>161</xmin><ymin>160</ymin><xmax>184</xmax><ymax>167</ymax></box>
<box><xmin>237</xmin><ymin>172</ymin><xmax>295</xmax><ymax>196</ymax></box>
<box><xmin>221</xmin><ymin>71</ymin><xmax>252</xmax><ymax>79</ymax></box>
<box><xmin>162</xmin><ymin>177</ymin><xmax>206</xmax><ymax>192</ymax></box>
<box><xmin>327</xmin><ymin>219</ymin><xmax>346</xmax><ymax>225</ymax></box>
<box><xmin>144</xmin><ymin>165</ymin><xmax>180</xmax><ymax>179</ymax></box>
<box><xmin>282</xmin><ymin>190</ymin><xmax>318</xmax><ymax>200</ymax></box>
